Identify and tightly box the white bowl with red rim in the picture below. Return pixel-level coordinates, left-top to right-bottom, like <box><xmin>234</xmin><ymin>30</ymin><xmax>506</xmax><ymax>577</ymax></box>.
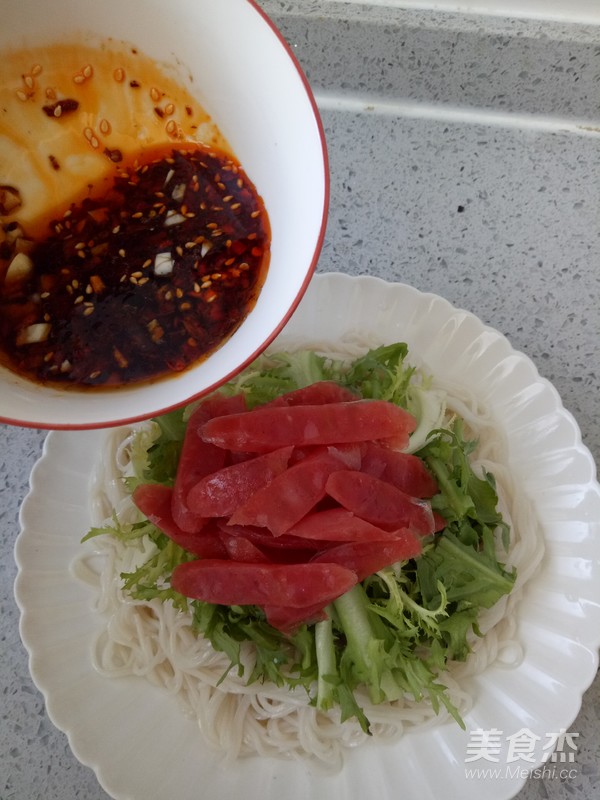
<box><xmin>0</xmin><ymin>0</ymin><xmax>328</xmax><ymax>429</ymax></box>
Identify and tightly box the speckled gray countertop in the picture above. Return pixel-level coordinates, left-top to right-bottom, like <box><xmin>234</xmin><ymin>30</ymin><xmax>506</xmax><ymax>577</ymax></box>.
<box><xmin>2</xmin><ymin>2</ymin><xmax>599</xmax><ymax>798</ymax></box>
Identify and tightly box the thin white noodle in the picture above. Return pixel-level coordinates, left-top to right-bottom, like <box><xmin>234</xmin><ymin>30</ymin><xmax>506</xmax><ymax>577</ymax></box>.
<box><xmin>75</xmin><ymin>339</ymin><xmax>545</xmax><ymax>767</ymax></box>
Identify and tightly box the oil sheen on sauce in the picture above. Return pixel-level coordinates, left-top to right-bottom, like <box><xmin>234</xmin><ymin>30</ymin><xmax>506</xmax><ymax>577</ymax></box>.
<box><xmin>0</xmin><ymin>42</ymin><xmax>270</xmax><ymax>389</ymax></box>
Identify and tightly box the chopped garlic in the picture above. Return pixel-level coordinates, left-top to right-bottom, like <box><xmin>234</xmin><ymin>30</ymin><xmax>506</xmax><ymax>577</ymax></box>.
<box><xmin>6</xmin><ymin>252</ymin><xmax>33</xmax><ymax>282</ymax></box>
<box><xmin>153</xmin><ymin>252</ymin><xmax>174</xmax><ymax>276</ymax></box>
<box><xmin>171</xmin><ymin>183</ymin><xmax>186</xmax><ymax>202</ymax></box>
<box><xmin>16</xmin><ymin>322</ymin><xmax>51</xmax><ymax>346</ymax></box>
<box><xmin>163</xmin><ymin>210</ymin><xmax>186</xmax><ymax>227</ymax></box>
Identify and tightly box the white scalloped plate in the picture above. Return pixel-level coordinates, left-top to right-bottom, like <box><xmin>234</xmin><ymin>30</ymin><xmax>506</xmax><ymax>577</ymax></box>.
<box><xmin>14</xmin><ymin>273</ymin><xmax>600</xmax><ymax>800</ymax></box>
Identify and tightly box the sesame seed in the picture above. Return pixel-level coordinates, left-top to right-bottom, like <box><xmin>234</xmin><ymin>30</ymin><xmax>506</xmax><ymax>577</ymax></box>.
<box><xmin>201</xmin><ymin>280</ymin><xmax>212</xmax><ymax>289</ymax></box>
<box><xmin>75</xmin><ymin>242</ymin><xmax>86</xmax><ymax>250</ymax></box>
<box><xmin>73</xmin><ymin>73</ymin><xmax>85</xmax><ymax>84</ymax></box>
<box><xmin>83</xmin><ymin>306</ymin><xmax>94</xmax><ymax>316</ymax></box>
<box><xmin>223</xmin><ymin>195</ymin><xmax>233</xmax><ymax>202</ymax></box>
<box><xmin>53</xmin><ymin>105</ymin><xmax>62</xmax><ymax>118</ymax></box>
<box><xmin>165</xmin><ymin>120</ymin><xmax>177</xmax><ymax>136</ymax></box>
<box><xmin>113</xmin><ymin>347</ymin><xmax>129</xmax><ymax>369</ymax></box>
<box><xmin>89</xmin><ymin>371</ymin><xmax>101</xmax><ymax>379</ymax></box>
<box><xmin>180</xmin><ymin>302</ymin><xmax>191</xmax><ymax>311</ymax></box>
<box><xmin>31</xmin><ymin>64</ymin><xmax>43</xmax><ymax>76</ymax></box>
<box><xmin>205</xmin><ymin>291</ymin><xmax>217</xmax><ymax>303</ymax></box>
<box><xmin>90</xmin><ymin>136</ymin><xmax>100</xmax><ymax>149</ymax></box>
<box><xmin>211</xmin><ymin>273</ymin><xmax>222</xmax><ymax>280</ymax></box>
<box><xmin>176</xmin><ymin>246</ymin><xmax>183</xmax><ymax>257</ymax></box>
<box><xmin>175</xmin><ymin>287</ymin><xmax>183</xmax><ymax>298</ymax></box>
<box><xmin>164</xmin><ymin>290</ymin><xmax>172</xmax><ymax>300</ymax></box>
<box><xmin>131</xmin><ymin>211</ymin><xmax>143</xmax><ymax>219</ymax></box>
<box><xmin>129</xmin><ymin>276</ymin><xmax>138</xmax><ymax>285</ymax></box>
<box><xmin>77</xmin><ymin>250</ymin><xmax>86</xmax><ymax>258</ymax></box>
<box><xmin>40</xmin><ymin>291</ymin><xmax>50</xmax><ymax>299</ymax></box>
<box><xmin>119</xmin><ymin>248</ymin><xmax>126</xmax><ymax>257</ymax></box>
<box><xmin>185</xmin><ymin>241</ymin><xmax>196</xmax><ymax>249</ymax></box>
<box><xmin>99</xmin><ymin>119</ymin><xmax>111</xmax><ymax>135</ymax></box>
<box><xmin>45</xmin><ymin>87</ymin><xmax>57</xmax><ymax>100</ymax></box>
<box><xmin>72</xmin><ymin>279</ymin><xmax>79</xmax><ymax>288</ymax></box>
<box><xmin>112</xmin><ymin>225</ymin><xmax>120</xmax><ymax>234</ymax></box>
<box><xmin>251</xmin><ymin>210</ymin><xmax>261</xmax><ymax>218</ymax></box>
<box><xmin>165</xmin><ymin>102</ymin><xmax>175</xmax><ymax>116</ymax></box>
<box><xmin>113</xmin><ymin>67</ymin><xmax>125</xmax><ymax>82</ymax></box>
<box><xmin>150</xmin><ymin>87</ymin><xmax>161</xmax><ymax>102</ymax></box>
<box><xmin>83</xmin><ymin>127</ymin><xmax>94</xmax><ymax>141</ymax></box>
<box><xmin>82</xmin><ymin>64</ymin><xmax>94</xmax><ymax>79</ymax></box>
<box><xmin>138</xmin><ymin>276</ymin><xmax>149</xmax><ymax>286</ymax></box>
<box><xmin>74</xmin><ymin>295</ymin><xmax>84</xmax><ymax>304</ymax></box>
<box><xmin>193</xmin><ymin>282</ymin><xmax>201</xmax><ymax>292</ymax></box>
<box><xmin>230</xmin><ymin>203</ymin><xmax>241</xmax><ymax>210</ymax></box>
<box><xmin>142</xmin><ymin>259</ymin><xmax>152</xmax><ymax>268</ymax></box>
<box><xmin>16</xmin><ymin>89</ymin><xmax>28</xmax><ymax>101</ymax></box>
<box><xmin>131</xmin><ymin>271</ymin><xmax>143</xmax><ymax>278</ymax></box>
<box><xmin>23</xmin><ymin>74</ymin><xmax>34</xmax><ymax>89</ymax></box>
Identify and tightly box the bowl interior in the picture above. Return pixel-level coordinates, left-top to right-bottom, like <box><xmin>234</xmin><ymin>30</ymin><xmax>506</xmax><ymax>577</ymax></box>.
<box><xmin>0</xmin><ymin>0</ymin><xmax>328</xmax><ymax>428</ymax></box>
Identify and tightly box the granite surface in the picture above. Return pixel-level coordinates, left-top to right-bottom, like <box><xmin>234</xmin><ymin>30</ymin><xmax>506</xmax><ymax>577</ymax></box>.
<box><xmin>2</xmin><ymin>2</ymin><xmax>599</xmax><ymax>798</ymax></box>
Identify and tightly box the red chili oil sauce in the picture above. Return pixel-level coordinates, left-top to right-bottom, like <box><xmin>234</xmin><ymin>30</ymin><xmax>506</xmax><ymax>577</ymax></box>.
<box><xmin>0</xmin><ymin>41</ymin><xmax>270</xmax><ymax>389</ymax></box>
<box><xmin>0</xmin><ymin>144</ymin><xmax>270</xmax><ymax>387</ymax></box>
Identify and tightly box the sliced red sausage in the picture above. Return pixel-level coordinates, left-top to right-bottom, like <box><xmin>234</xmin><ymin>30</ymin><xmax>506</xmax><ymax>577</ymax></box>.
<box><xmin>325</xmin><ymin>470</ymin><xmax>435</xmax><ymax>535</ymax></box>
<box><xmin>228</xmin><ymin>452</ymin><xmax>347</xmax><ymax>535</ymax></box>
<box><xmin>311</xmin><ymin>533</ymin><xmax>422</xmax><ymax>582</ymax></box>
<box><xmin>287</xmin><ymin>507</ymin><xmax>405</xmax><ymax>542</ymax></box>
<box><xmin>361</xmin><ymin>441</ymin><xmax>438</xmax><ymax>498</ymax></box>
<box><xmin>200</xmin><ymin>399</ymin><xmax>416</xmax><ymax>453</ymax></box>
<box><xmin>186</xmin><ymin>445</ymin><xmax>293</xmax><ymax>517</ymax></box>
<box><xmin>171</xmin><ymin>559</ymin><xmax>358</xmax><ymax>608</ymax></box>
<box><xmin>218</xmin><ymin>532</ymin><xmax>269</xmax><ymax>563</ymax></box>
<box><xmin>171</xmin><ymin>393</ymin><xmax>246</xmax><ymax>532</ymax></box>
<box><xmin>264</xmin><ymin>602</ymin><xmax>329</xmax><ymax>633</ymax></box>
<box><xmin>133</xmin><ymin>484</ymin><xmax>227</xmax><ymax>558</ymax></box>
<box><xmin>264</xmin><ymin>380</ymin><xmax>358</xmax><ymax>407</ymax></box>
